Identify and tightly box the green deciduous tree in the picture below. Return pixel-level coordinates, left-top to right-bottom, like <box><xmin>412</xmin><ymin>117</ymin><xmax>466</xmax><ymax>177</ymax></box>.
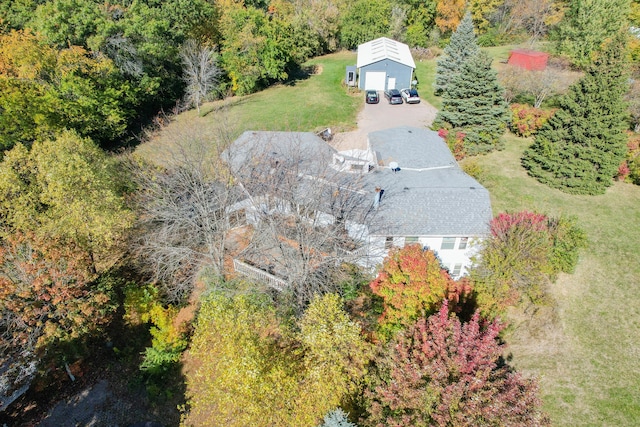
<box><xmin>0</xmin><ymin>30</ymin><xmax>133</xmax><ymax>149</ymax></box>
<box><xmin>362</xmin><ymin>302</ymin><xmax>550</xmax><ymax>427</ymax></box>
<box><xmin>470</xmin><ymin>211</ymin><xmax>587</xmax><ymax>317</ymax></box>
<box><xmin>219</xmin><ymin>3</ymin><xmax>311</xmax><ymax>94</ymax></box>
<box><xmin>400</xmin><ymin>0</ymin><xmax>437</xmax><ymax>47</ymax></box>
<box><xmin>434</xmin><ymin>11</ymin><xmax>479</xmax><ymax>95</ymax></box>
<box><xmin>552</xmin><ymin>0</ymin><xmax>629</xmax><ymax>69</ymax></box>
<box><xmin>30</xmin><ymin>0</ymin><xmax>105</xmax><ymax>49</ymax></box>
<box><xmin>338</xmin><ymin>0</ymin><xmax>392</xmax><ymax>49</ymax></box>
<box><xmin>291</xmin><ymin>0</ymin><xmax>344</xmax><ymax>54</ymax></box>
<box><xmin>522</xmin><ymin>36</ymin><xmax>629</xmax><ymax>194</ymax></box>
<box><xmin>435</xmin><ymin>51</ymin><xmax>509</xmax><ymax>154</ymax></box>
<box><xmin>470</xmin><ymin>0</ymin><xmax>504</xmax><ymax>33</ymax></box>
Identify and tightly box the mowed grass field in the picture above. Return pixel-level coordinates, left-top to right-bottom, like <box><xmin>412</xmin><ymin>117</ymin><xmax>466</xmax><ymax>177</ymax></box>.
<box><xmin>137</xmin><ymin>50</ymin><xmax>640</xmax><ymax>426</ymax></box>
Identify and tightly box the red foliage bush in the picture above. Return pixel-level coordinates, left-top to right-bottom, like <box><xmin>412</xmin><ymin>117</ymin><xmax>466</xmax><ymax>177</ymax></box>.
<box><xmin>363</xmin><ymin>302</ymin><xmax>550</xmax><ymax>427</ymax></box>
<box><xmin>625</xmin><ymin>132</ymin><xmax>640</xmax><ymax>185</ymax></box>
<box><xmin>490</xmin><ymin>211</ymin><xmax>549</xmax><ymax>238</ymax></box>
<box><xmin>509</xmin><ymin>104</ymin><xmax>554</xmax><ymax>137</ymax></box>
<box><xmin>437</xmin><ymin>128</ymin><xmax>467</xmax><ymax>160</ymax></box>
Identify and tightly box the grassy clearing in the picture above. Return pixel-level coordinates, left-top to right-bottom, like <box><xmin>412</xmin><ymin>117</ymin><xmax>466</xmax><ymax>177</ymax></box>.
<box><xmin>469</xmin><ymin>135</ymin><xmax>640</xmax><ymax>426</ymax></box>
<box><xmin>136</xmin><ymin>51</ymin><xmax>362</xmax><ymax>164</ymax></box>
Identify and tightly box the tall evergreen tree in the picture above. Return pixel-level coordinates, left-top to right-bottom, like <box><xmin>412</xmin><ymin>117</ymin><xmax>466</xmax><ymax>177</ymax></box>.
<box><xmin>522</xmin><ymin>36</ymin><xmax>629</xmax><ymax>195</ymax></box>
<box><xmin>434</xmin><ymin>51</ymin><xmax>509</xmax><ymax>154</ymax></box>
<box><xmin>552</xmin><ymin>0</ymin><xmax>630</xmax><ymax>69</ymax></box>
<box><xmin>433</xmin><ymin>11</ymin><xmax>479</xmax><ymax>96</ymax></box>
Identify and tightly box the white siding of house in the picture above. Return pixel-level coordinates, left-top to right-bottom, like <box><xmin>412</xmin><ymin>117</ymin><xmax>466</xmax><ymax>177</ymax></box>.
<box><xmin>366</xmin><ymin>235</ymin><xmax>482</xmax><ymax>278</ymax></box>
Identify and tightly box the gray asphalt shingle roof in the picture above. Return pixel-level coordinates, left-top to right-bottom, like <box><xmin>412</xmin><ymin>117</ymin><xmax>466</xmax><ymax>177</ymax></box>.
<box><xmin>225</xmin><ymin>128</ymin><xmax>492</xmax><ymax>237</ymax></box>
<box><xmin>368</xmin><ymin>126</ymin><xmax>458</xmax><ymax>169</ymax></box>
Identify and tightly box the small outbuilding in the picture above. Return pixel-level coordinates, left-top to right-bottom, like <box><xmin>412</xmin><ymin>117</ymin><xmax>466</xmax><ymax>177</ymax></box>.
<box><xmin>507</xmin><ymin>49</ymin><xmax>549</xmax><ymax>71</ymax></box>
<box><xmin>357</xmin><ymin>37</ymin><xmax>415</xmax><ymax>91</ymax></box>
<box><xmin>345</xmin><ymin>65</ymin><xmax>357</xmax><ymax>87</ymax></box>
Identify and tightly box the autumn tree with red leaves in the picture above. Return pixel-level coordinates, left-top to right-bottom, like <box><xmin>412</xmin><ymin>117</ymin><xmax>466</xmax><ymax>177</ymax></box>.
<box><xmin>0</xmin><ymin>232</ymin><xmax>115</xmax><ymax>355</ymax></box>
<box><xmin>362</xmin><ymin>301</ymin><xmax>550</xmax><ymax>427</ymax></box>
<box><xmin>370</xmin><ymin>244</ymin><xmax>472</xmax><ymax>339</ymax></box>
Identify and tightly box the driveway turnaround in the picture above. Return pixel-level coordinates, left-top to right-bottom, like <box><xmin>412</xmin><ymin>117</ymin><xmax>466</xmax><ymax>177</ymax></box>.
<box><xmin>331</xmin><ymin>98</ymin><xmax>438</xmax><ymax>151</ymax></box>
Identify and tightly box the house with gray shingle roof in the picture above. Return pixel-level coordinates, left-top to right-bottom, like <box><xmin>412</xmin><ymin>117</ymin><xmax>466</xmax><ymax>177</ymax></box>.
<box><xmin>360</xmin><ymin>127</ymin><xmax>492</xmax><ymax>276</ymax></box>
<box><xmin>224</xmin><ymin>127</ymin><xmax>492</xmax><ymax>278</ymax></box>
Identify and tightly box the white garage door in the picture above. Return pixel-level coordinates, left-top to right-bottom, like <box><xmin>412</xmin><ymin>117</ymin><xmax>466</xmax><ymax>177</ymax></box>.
<box><xmin>364</xmin><ymin>72</ymin><xmax>386</xmax><ymax>90</ymax></box>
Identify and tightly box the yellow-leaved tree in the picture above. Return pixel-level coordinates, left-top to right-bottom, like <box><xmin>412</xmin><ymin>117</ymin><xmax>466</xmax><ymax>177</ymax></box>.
<box><xmin>435</xmin><ymin>0</ymin><xmax>466</xmax><ymax>34</ymax></box>
<box><xmin>0</xmin><ymin>130</ymin><xmax>134</xmax><ymax>271</ymax></box>
<box><xmin>183</xmin><ymin>292</ymin><xmax>370</xmax><ymax>427</ymax></box>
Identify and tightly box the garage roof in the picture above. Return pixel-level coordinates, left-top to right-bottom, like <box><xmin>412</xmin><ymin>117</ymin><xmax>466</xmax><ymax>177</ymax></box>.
<box><xmin>357</xmin><ymin>37</ymin><xmax>416</xmax><ymax>69</ymax></box>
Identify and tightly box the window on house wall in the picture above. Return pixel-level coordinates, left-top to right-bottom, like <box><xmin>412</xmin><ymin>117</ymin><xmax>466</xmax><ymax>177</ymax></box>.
<box><xmin>385</xmin><ymin>237</ymin><xmax>394</xmax><ymax>249</ymax></box>
<box><xmin>405</xmin><ymin>236</ymin><xmax>419</xmax><ymax>245</ymax></box>
<box><xmin>451</xmin><ymin>264</ymin><xmax>462</xmax><ymax>276</ymax></box>
<box><xmin>441</xmin><ymin>237</ymin><xmax>456</xmax><ymax>250</ymax></box>
<box><xmin>459</xmin><ymin>237</ymin><xmax>468</xmax><ymax>250</ymax></box>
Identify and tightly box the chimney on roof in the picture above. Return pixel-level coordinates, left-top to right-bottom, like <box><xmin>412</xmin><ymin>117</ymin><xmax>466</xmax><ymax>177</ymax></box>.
<box><xmin>374</xmin><ymin>186</ymin><xmax>385</xmax><ymax>209</ymax></box>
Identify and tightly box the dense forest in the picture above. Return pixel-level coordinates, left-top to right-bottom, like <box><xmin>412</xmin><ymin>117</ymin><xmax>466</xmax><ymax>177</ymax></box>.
<box><xmin>1</xmin><ymin>0</ymin><xmax>639</xmax><ymax>425</ymax></box>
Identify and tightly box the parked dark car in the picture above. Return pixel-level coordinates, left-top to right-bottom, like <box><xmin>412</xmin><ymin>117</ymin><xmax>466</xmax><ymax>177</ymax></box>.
<box><xmin>365</xmin><ymin>90</ymin><xmax>379</xmax><ymax>104</ymax></box>
<box><xmin>400</xmin><ymin>88</ymin><xmax>420</xmax><ymax>104</ymax></box>
<box><xmin>384</xmin><ymin>89</ymin><xmax>403</xmax><ymax>104</ymax></box>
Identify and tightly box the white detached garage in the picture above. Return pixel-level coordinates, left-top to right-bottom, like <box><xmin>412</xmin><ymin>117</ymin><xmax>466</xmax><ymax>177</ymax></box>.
<box><xmin>357</xmin><ymin>37</ymin><xmax>416</xmax><ymax>92</ymax></box>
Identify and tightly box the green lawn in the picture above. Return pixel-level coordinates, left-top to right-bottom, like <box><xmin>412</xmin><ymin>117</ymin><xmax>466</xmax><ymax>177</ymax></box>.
<box><xmin>138</xmin><ymin>50</ymin><xmax>640</xmax><ymax>426</ymax></box>
<box><xmin>469</xmin><ymin>135</ymin><xmax>640</xmax><ymax>426</ymax></box>
<box><xmin>136</xmin><ymin>51</ymin><xmax>362</xmax><ymax>164</ymax></box>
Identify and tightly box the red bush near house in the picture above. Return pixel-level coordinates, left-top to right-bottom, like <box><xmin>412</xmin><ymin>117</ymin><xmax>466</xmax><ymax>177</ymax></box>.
<box><xmin>438</xmin><ymin>129</ymin><xmax>466</xmax><ymax>160</ymax></box>
<box><xmin>509</xmin><ymin>104</ymin><xmax>554</xmax><ymax>137</ymax></box>
<box><xmin>490</xmin><ymin>211</ymin><xmax>548</xmax><ymax>238</ymax></box>
<box><xmin>363</xmin><ymin>301</ymin><xmax>550</xmax><ymax>427</ymax></box>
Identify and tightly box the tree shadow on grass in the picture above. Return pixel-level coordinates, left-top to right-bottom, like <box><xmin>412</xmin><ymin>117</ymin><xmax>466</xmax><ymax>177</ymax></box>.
<box><xmin>283</xmin><ymin>64</ymin><xmax>319</xmax><ymax>87</ymax></box>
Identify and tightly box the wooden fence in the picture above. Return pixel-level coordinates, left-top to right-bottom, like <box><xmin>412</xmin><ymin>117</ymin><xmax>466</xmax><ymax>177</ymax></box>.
<box><xmin>232</xmin><ymin>259</ymin><xmax>288</xmax><ymax>291</ymax></box>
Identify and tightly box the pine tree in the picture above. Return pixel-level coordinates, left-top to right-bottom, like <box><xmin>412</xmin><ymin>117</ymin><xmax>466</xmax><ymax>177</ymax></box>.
<box><xmin>522</xmin><ymin>35</ymin><xmax>629</xmax><ymax>195</ymax></box>
<box><xmin>433</xmin><ymin>11</ymin><xmax>479</xmax><ymax>96</ymax></box>
<box><xmin>318</xmin><ymin>408</ymin><xmax>357</xmax><ymax>427</ymax></box>
<box><xmin>435</xmin><ymin>51</ymin><xmax>509</xmax><ymax>154</ymax></box>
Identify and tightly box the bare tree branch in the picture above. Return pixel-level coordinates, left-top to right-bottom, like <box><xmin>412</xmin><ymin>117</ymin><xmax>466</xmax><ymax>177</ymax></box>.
<box><xmin>180</xmin><ymin>40</ymin><xmax>221</xmax><ymax>114</ymax></box>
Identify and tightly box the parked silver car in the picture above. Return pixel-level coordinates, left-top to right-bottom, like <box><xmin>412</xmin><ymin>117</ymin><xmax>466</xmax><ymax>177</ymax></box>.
<box><xmin>400</xmin><ymin>88</ymin><xmax>420</xmax><ymax>104</ymax></box>
<box><xmin>384</xmin><ymin>89</ymin><xmax>403</xmax><ymax>105</ymax></box>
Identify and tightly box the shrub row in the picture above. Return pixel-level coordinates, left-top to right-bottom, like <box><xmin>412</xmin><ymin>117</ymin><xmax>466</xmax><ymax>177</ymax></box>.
<box><xmin>509</xmin><ymin>104</ymin><xmax>554</xmax><ymax>137</ymax></box>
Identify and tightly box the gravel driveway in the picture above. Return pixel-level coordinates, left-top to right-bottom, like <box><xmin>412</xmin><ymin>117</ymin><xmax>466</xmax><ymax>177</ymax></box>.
<box><xmin>331</xmin><ymin>98</ymin><xmax>438</xmax><ymax>151</ymax></box>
